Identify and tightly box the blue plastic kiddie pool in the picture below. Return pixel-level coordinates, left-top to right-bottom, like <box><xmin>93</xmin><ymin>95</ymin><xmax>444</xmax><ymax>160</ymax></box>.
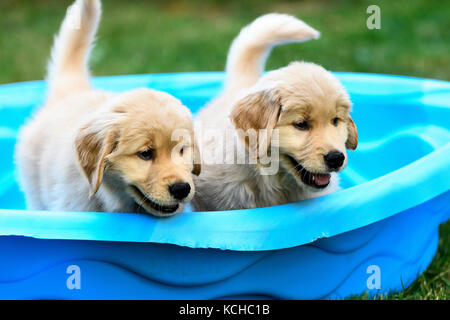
<box><xmin>0</xmin><ymin>72</ymin><xmax>449</xmax><ymax>299</ymax></box>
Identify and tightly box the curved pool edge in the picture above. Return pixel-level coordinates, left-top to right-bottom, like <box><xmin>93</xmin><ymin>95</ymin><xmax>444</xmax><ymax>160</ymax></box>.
<box><xmin>0</xmin><ymin>72</ymin><xmax>449</xmax><ymax>299</ymax></box>
<box><xmin>0</xmin><ymin>143</ymin><xmax>449</xmax><ymax>251</ymax></box>
<box><xmin>0</xmin><ymin>72</ymin><xmax>449</xmax><ymax>251</ymax></box>
<box><xmin>0</xmin><ymin>190</ymin><xmax>447</xmax><ymax>299</ymax></box>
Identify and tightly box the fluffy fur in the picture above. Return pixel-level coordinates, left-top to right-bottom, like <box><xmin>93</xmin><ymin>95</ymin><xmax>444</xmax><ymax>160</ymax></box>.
<box><xmin>192</xmin><ymin>13</ymin><xmax>357</xmax><ymax>211</ymax></box>
<box><xmin>15</xmin><ymin>0</ymin><xmax>200</xmax><ymax>217</ymax></box>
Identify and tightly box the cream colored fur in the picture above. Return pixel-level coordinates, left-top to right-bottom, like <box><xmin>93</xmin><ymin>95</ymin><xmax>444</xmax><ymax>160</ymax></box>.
<box><xmin>192</xmin><ymin>14</ymin><xmax>357</xmax><ymax>211</ymax></box>
<box><xmin>15</xmin><ymin>0</ymin><xmax>199</xmax><ymax>217</ymax></box>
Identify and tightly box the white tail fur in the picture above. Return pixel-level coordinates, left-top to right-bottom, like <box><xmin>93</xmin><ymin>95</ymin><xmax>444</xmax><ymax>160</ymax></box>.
<box><xmin>225</xmin><ymin>13</ymin><xmax>320</xmax><ymax>90</ymax></box>
<box><xmin>46</xmin><ymin>0</ymin><xmax>101</xmax><ymax>101</ymax></box>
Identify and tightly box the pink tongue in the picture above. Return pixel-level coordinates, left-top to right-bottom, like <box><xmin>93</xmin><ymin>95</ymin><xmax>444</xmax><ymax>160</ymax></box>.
<box><xmin>313</xmin><ymin>173</ymin><xmax>331</xmax><ymax>186</ymax></box>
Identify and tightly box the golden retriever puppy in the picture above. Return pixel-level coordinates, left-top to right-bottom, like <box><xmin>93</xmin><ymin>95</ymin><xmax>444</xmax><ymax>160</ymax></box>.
<box><xmin>15</xmin><ymin>0</ymin><xmax>200</xmax><ymax>217</ymax></box>
<box><xmin>192</xmin><ymin>14</ymin><xmax>357</xmax><ymax>211</ymax></box>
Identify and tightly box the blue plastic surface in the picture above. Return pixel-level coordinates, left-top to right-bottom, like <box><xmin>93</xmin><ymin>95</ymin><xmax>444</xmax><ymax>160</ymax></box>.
<box><xmin>0</xmin><ymin>72</ymin><xmax>449</xmax><ymax>299</ymax></box>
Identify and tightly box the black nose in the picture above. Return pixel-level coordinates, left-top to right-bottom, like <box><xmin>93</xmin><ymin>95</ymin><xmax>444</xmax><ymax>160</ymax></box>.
<box><xmin>169</xmin><ymin>182</ymin><xmax>191</xmax><ymax>200</ymax></box>
<box><xmin>324</xmin><ymin>151</ymin><xmax>345</xmax><ymax>169</ymax></box>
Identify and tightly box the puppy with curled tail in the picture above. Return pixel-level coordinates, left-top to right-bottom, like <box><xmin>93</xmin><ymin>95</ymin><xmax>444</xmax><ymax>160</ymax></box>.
<box><xmin>15</xmin><ymin>0</ymin><xmax>201</xmax><ymax>217</ymax></box>
<box><xmin>192</xmin><ymin>13</ymin><xmax>357</xmax><ymax>211</ymax></box>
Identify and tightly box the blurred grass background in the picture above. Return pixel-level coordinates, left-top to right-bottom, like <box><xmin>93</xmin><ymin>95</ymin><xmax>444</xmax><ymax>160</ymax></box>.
<box><xmin>0</xmin><ymin>0</ymin><xmax>449</xmax><ymax>83</ymax></box>
<box><xmin>0</xmin><ymin>0</ymin><xmax>448</xmax><ymax>299</ymax></box>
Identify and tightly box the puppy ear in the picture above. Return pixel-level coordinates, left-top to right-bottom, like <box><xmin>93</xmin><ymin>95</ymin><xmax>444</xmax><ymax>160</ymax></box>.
<box><xmin>75</xmin><ymin>125</ymin><xmax>119</xmax><ymax>196</ymax></box>
<box><xmin>230</xmin><ymin>89</ymin><xmax>281</xmax><ymax>157</ymax></box>
<box><xmin>192</xmin><ymin>138</ymin><xmax>201</xmax><ymax>176</ymax></box>
<box><xmin>346</xmin><ymin>116</ymin><xmax>358</xmax><ymax>150</ymax></box>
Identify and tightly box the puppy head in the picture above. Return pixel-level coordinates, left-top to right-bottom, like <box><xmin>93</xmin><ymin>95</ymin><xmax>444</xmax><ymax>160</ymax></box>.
<box><xmin>230</xmin><ymin>61</ymin><xmax>357</xmax><ymax>191</ymax></box>
<box><xmin>75</xmin><ymin>88</ymin><xmax>200</xmax><ymax>217</ymax></box>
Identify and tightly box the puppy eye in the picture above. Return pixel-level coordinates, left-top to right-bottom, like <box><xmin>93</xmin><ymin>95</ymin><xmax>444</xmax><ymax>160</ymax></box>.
<box><xmin>137</xmin><ymin>149</ymin><xmax>154</xmax><ymax>161</ymax></box>
<box><xmin>294</xmin><ymin>121</ymin><xmax>310</xmax><ymax>130</ymax></box>
<box><xmin>333</xmin><ymin>117</ymin><xmax>339</xmax><ymax>126</ymax></box>
<box><xmin>180</xmin><ymin>147</ymin><xmax>184</xmax><ymax>155</ymax></box>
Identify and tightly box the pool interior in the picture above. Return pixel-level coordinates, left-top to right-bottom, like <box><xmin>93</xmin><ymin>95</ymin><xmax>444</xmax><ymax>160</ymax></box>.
<box><xmin>0</xmin><ymin>73</ymin><xmax>449</xmax><ymax>210</ymax></box>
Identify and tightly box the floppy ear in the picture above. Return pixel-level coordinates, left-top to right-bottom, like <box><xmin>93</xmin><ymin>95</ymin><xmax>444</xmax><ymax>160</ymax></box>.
<box><xmin>75</xmin><ymin>125</ymin><xmax>119</xmax><ymax>196</ymax></box>
<box><xmin>346</xmin><ymin>116</ymin><xmax>358</xmax><ymax>150</ymax></box>
<box><xmin>192</xmin><ymin>138</ymin><xmax>201</xmax><ymax>176</ymax></box>
<box><xmin>230</xmin><ymin>89</ymin><xmax>281</xmax><ymax>157</ymax></box>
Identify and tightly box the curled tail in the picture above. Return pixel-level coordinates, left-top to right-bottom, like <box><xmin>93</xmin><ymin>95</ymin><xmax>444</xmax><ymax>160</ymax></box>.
<box><xmin>225</xmin><ymin>13</ymin><xmax>320</xmax><ymax>90</ymax></box>
<box><xmin>46</xmin><ymin>0</ymin><xmax>101</xmax><ymax>102</ymax></box>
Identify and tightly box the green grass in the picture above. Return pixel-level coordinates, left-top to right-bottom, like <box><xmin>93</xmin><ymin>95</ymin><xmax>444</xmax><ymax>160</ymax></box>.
<box><xmin>0</xmin><ymin>0</ymin><xmax>449</xmax><ymax>83</ymax></box>
<box><xmin>0</xmin><ymin>0</ymin><xmax>448</xmax><ymax>299</ymax></box>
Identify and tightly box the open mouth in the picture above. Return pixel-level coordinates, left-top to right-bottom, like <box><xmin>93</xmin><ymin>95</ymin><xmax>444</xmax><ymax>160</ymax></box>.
<box><xmin>286</xmin><ymin>155</ymin><xmax>331</xmax><ymax>189</ymax></box>
<box><xmin>130</xmin><ymin>185</ymin><xmax>179</xmax><ymax>215</ymax></box>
